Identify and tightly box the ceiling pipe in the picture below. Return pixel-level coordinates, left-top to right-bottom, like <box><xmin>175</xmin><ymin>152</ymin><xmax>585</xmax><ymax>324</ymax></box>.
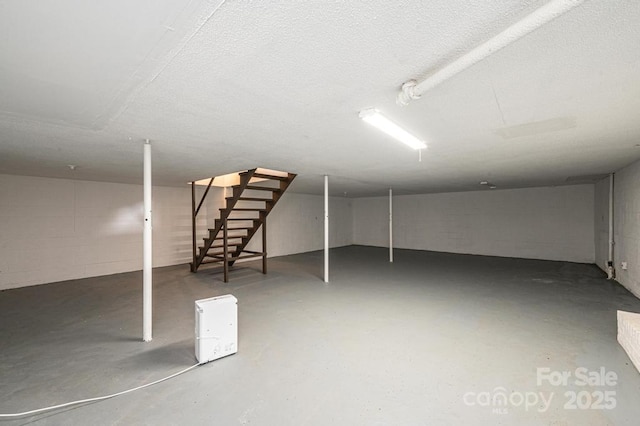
<box><xmin>397</xmin><ymin>0</ymin><xmax>586</xmax><ymax>106</ymax></box>
<box><xmin>607</xmin><ymin>173</ymin><xmax>615</xmax><ymax>280</ymax></box>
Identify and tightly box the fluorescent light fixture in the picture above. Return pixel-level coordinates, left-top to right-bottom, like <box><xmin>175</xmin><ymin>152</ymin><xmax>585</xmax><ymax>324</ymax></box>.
<box><xmin>359</xmin><ymin>109</ymin><xmax>427</xmax><ymax>150</ymax></box>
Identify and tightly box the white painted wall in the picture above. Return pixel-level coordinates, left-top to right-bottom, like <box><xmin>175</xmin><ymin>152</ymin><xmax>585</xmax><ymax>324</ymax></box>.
<box><xmin>354</xmin><ymin>185</ymin><xmax>595</xmax><ymax>264</ymax></box>
<box><xmin>609</xmin><ymin>160</ymin><xmax>640</xmax><ymax>297</ymax></box>
<box><xmin>3</xmin><ymin>172</ymin><xmax>609</xmax><ymax>290</ymax></box>
<box><xmin>0</xmin><ymin>174</ymin><xmax>195</xmax><ymax>290</ymax></box>
<box><xmin>594</xmin><ymin>176</ymin><xmax>611</xmax><ymax>272</ymax></box>
<box><xmin>246</xmin><ymin>192</ymin><xmax>352</xmax><ymax>257</ymax></box>
<box><xmin>0</xmin><ymin>174</ymin><xmax>352</xmax><ymax>290</ymax></box>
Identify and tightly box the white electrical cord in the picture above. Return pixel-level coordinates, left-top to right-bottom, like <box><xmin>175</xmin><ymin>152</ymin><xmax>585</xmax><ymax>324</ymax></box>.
<box><xmin>0</xmin><ymin>363</ymin><xmax>200</xmax><ymax>419</ymax></box>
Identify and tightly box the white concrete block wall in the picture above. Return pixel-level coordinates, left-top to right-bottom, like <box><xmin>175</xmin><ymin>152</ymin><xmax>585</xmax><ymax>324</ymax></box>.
<box><xmin>354</xmin><ymin>185</ymin><xmax>595</xmax><ymax>264</ymax></box>
<box><xmin>204</xmin><ymin>185</ymin><xmax>227</xmax><ymax>230</ymax></box>
<box><xmin>0</xmin><ymin>174</ymin><xmax>353</xmax><ymax>290</ymax></box>
<box><xmin>246</xmin><ymin>192</ymin><xmax>353</xmax><ymax>257</ymax></box>
<box><xmin>0</xmin><ymin>175</ymin><xmax>78</xmax><ymax>288</ymax></box>
<box><xmin>8</xmin><ymin>171</ymin><xmax>631</xmax><ymax>290</ymax></box>
<box><xmin>594</xmin><ymin>176</ymin><xmax>611</xmax><ymax>271</ymax></box>
<box><xmin>0</xmin><ymin>174</ymin><xmax>198</xmax><ymax>290</ymax></box>
<box><xmin>612</xmin><ymin>160</ymin><xmax>640</xmax><ymax>297</ymax></box>
<box><xmin>351</xmin><ymin>196</ymin><xmax>389</xmax><ymax>248</ymax></box>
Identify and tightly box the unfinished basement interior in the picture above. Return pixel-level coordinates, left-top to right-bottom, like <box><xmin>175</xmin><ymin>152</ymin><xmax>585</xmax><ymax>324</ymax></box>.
<box><xmin>1</xmin><ymin>1</ymin><xmax>640</xmax><ymax>425</ymax></box>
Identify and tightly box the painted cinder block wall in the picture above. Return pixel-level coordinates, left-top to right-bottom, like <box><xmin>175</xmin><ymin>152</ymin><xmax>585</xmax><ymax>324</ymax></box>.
<box><xmin>7</xmin><ymin>171</ymin><xmax>638</xmax><ymax>292</ymax></box>
<box><xmin>0</xmin><ymin>174</ymin><xmax>195</xmax><ymax>290</ymax></box>
<box><xmin>595</xmin><ymin>159</ymin><xmax>640</xmax><ymax>298</ymax></box>
<box><xmin>594</xmin><ymin>176</ymin><xmax>611</xmax><ymax>272</ymax></box>
<box><xmin>246</xmin><ymin>192</ymin><xmax>352</xmax><ymax>257</ymax></box>
<box><xmin>0</xmin><ymin>174</ymin><xmax>352</xmax><ymax>290</ymax></box>
<box><xmin>353</xmin><ymin>184</ymin><xmax>595</xmax><ymax>264</ymax></box>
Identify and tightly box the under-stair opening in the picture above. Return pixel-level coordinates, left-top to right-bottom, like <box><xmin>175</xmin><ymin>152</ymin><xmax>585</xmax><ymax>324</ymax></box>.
<box><xmin>190</xmin><ymin>168</ymin><xmax>296</xmax><ymax>282</ymax></box>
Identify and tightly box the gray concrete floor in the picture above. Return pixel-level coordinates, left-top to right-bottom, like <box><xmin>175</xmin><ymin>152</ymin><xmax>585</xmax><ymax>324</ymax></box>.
<box><xmin>1</xmin><ymin>246</ymin><xmax>640</xmax><ymax>425</ymax></box>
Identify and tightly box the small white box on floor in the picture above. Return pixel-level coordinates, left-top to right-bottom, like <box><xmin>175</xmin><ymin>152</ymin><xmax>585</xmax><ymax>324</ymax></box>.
<box><xmin>195</xmin><ymin>295</ymin><xmax>238</xmax><ymax>364</ymax></box>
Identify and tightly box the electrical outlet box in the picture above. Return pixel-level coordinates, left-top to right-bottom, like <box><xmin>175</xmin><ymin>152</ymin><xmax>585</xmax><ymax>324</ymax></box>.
<box><xmin>621</xmin><ymin>262</ymin><xmax>628</xmax><ymax>270</ymax></box>
<box><xmin>195</xmin><ymin>295</ymin><xmax>237</xmax><ymax>364</ymax></box>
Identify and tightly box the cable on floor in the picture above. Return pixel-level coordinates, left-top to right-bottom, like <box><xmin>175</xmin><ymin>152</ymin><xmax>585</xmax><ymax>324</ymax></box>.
<box><xmin>0</xmin><ymin>363</ymin><xmax>200</xmax><ymax>418</ymax></box>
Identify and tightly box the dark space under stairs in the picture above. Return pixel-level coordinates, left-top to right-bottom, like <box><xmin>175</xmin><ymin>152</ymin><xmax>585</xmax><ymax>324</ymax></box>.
<box><xmin>190</xmin><ymin>169</ymin><xmax>296</xmax><ymax>282</ymax></box>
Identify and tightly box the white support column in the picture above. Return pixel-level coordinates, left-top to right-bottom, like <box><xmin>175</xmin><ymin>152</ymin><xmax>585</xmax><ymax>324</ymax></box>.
<box><xmin>324</xmin><ymin>175</ymin><xmax>329</xmax><ymax>283</ymax></box>
<box><xmin>389</xmin><ymin>188</ymin><xmax>393</xmax><ymax>263</ymax></box>
<box><xmin>143</xmin><ymin>140</ymin><xmax>153</xmax><ymax>342</ymax></box>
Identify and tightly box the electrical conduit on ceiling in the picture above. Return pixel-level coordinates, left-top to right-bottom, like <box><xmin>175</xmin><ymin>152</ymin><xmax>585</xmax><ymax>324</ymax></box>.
<box><xmin>608</xmin><ymin>173</ymin><xmax>615</xmax><ymax>279</ymax></box>
<box><xmin>397</xmin><ymin>0</ymin><xmax>587</xmax><ymax>105</ymax></box>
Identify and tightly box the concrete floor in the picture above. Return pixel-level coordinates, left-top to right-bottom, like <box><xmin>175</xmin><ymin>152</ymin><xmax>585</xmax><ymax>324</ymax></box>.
<box><xmin>1</xmin><ymin>246</ymin><xmax>640</xmax><ymax>425</ymax></box>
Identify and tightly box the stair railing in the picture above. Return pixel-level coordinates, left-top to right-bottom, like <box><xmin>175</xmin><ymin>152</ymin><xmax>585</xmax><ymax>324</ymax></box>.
<box><xmin>191</xmin><ymin>177</ymin><xmax>214</xmax><ymax>272</ymax></box>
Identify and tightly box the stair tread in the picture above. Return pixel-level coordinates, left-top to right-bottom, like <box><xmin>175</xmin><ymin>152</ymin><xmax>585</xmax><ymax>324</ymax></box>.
<box><xmin>241</xmin><ymin>185</ymin><xmax>282</xmax><ymax>192</ymax></box>
<box><xmin>227</xmin><ymin>197</ymin><xmax>273</xmax><ymax>202</ymax></box>
<box><xmin>205</xmin><ymin>252</ymin><xmax>265</xmax><ymax>260</ymax></box>
<box><xmin>212</xmin><ymin>236</ymin><xmax>247</xmax><ymax>240</ymax></box>
<box><xmin>242</xmin><ymin>172</ymin><xmax>290</xmax><ymax>181</ymax></box>
<box><xmin>207</xmin><ymin>243</ymin><xmax>240</xmax><ymax>249</ymax></box>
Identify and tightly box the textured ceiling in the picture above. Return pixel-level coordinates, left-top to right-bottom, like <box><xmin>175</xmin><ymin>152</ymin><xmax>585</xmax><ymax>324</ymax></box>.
<box><xmin>1</xmin><ymin>0</ymin><xmax>639</xmax><ymax>196</ymax></box>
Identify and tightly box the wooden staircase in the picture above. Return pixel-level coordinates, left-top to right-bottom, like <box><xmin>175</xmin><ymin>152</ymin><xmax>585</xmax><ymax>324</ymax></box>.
<box><xmin>190</xmin><ymin>169</ymin><xmax>296</xmax><ymax>282</ymax></box>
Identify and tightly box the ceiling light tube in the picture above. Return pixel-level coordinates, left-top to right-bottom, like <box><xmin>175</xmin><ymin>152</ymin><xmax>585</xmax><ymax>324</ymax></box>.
<box><xmin>359</xmin><ymin>109</ymin><xmax>427</xmax><ymax>150</ymax></box>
